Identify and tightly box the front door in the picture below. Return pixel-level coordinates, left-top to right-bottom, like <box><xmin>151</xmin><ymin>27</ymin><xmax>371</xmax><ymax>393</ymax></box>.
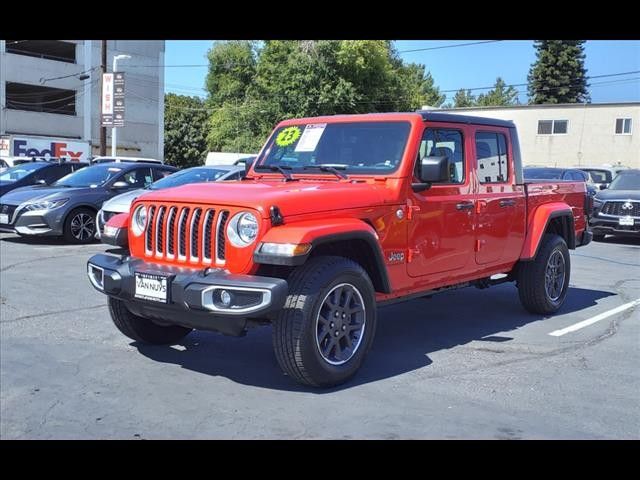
<box><xmin>407</xmin><ymin>125</ymin><xmax>476</xmax><ymax>278</ymax></box>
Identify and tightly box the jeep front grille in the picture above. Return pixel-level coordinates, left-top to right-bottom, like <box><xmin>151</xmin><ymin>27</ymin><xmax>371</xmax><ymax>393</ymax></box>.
<box><xmin>141</xmin><ymin>203</ymin><xmax>230</xmax><ymax>266</ymax></box>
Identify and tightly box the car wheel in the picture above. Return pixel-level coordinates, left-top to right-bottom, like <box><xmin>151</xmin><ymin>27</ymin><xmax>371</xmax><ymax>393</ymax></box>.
<box><xmin>517</xmin><ymin>234</ymin><xmax>571</xmax><ymax>315</ymax></box>
<box><xmin>63</xmin><ymin>207</ymin><xmax>97</xmax><ymax>244</ymax></box>
<box><xmin>272</xmin><ymin>256</ymin><xmax>377</xmax><ymax>388</ymax></box>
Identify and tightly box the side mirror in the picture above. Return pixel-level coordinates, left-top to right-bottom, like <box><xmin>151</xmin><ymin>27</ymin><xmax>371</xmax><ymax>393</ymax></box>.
<box><xmin>111</xmin><ymin>181</ymin><xmax>129</xmax><ymax>189</ymax></box>
<box><xmin>600</xmin><ymin>184</ymin><xmax>608</xmax><ymax>190</ymax></box>
<box><xmin>412</xmin><ymin>155</ymin><xmax>450</xmax><ymax>192</ymax></box>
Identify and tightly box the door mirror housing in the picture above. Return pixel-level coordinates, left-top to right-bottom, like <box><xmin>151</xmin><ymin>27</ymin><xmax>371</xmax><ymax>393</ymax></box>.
<box><xmin>412</xmin><ymin>155</ymin><xmax>450</xmax><ymax>192</ymax></box>
<box><xmin>111</xmin><ymin>181</ymin><xmax>129</xmax><ymax>189</ymax></box>
<box><xmin>599</xmin><ymin>184</ymin><xmax>608</xmax><ymax>190</ymax></box>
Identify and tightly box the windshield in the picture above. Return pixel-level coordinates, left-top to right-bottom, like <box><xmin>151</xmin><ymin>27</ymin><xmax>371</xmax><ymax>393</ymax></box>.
<box><xmin>148</xmin><ymin>167</ymin><xmax>230</xmax><ymax>190</ymax></box>
<box><xmin>608</xmin><ymin>171</ymin><xmax>640</xmax><ymax>190</ymax></box>
<box><xmin>583</xmin><ymin>169</ymin><xmax>612</xmax><ymax>183</ymax></box>
<box><xmin>524</xmin><ymin>168</ymin><xmax>564</xmax><ymax>180</ymax></box>
<box><xmin>255</xmin><ymin>121</ymin><xmax>411</xmax><ymax>175</ymax></box>
<box><xmin>53</xmin><ymin>164</ymin><xmax>123</xmax><ymax>188</ymax></box>
<box><xmin>0</xmin><ymin>162</ymin><xmax>48</xmax><ymax>183</ymax></box>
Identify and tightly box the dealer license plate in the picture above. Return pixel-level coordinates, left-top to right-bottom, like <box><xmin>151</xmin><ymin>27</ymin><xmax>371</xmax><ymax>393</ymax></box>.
<box><xmin>0</xmin><ymin>214</ymin><xmax>9</xmax><ymax>224</ymax></box>
<box><xmin>619</xmin><ymin>217</ymin><xmax>634</xmax><ymax>226</ymax></box>
<box><xmin>134</xmin><ymin>272</ymin><xmax>169</xmax><ymax>303</ymax></box>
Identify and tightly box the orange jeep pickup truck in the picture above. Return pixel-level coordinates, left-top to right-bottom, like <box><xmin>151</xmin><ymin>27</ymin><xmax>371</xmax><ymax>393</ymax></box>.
<box><xmin>88</xmin><ymin>112</ymin><xmax>592</xmax><ymax>387</ymax></box>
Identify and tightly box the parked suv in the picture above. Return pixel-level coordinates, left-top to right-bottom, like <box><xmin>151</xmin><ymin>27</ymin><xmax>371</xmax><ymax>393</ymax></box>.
<box><xmin>0</xmin><ymin>160</ymin><xmax>87</xmax><ymax>196</ymax></box>
<box><xmin>0</xmin><ymin>162</ymin><xmax>176</xmax><ymax>243</ymax></box>
<box><xmin>88</xmin><ymin>112</ymin><xmax>591</xmax><ymax>388</ymax></box>
<box><xmin>590</xmin><ymin>169</ymin><xmax>640</xmax><ymax>240</ymax></box>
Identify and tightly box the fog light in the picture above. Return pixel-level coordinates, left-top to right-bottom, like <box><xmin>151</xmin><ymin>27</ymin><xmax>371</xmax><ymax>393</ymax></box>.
<box><xmin>220</xmin><ymin>290</ymin><xmax>232</xmax><ymax>307</ymax></box>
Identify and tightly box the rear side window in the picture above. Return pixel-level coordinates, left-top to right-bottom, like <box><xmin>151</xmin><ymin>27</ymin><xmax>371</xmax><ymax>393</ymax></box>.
<box><xmin>475</xmin><ymin>132</ymin><xmax>509</xmax><ymax>183</ymax></box>
<box><xmin>152</xmin><ymin>168</ymin><xmax>174</xmax><ymax>182</ymax></box>
<box><xmin>418</xmin><ymin>128</ymin><xmax>465</xmax><ymax>184</ymax></box>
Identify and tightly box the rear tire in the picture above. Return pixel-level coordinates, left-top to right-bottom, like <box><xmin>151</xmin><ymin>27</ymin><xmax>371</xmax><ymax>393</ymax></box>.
<box><xmin>517</xmin><ymin>234</ymin><xmax>571</xmax><ymax>315</ymax></box>
<box><xmin>108</xmin><ymin>297</ymin><xmax>192</xmax><ymax>344</ymax></box>
<box><xmin>63</xmin><ymin>207</ymin><xmax>97</xmax><ymax>244</ymax></box>
<box><xmin>272</xmin><ymin>256</ymin><xmax>377</xmax><ymax>388</ymax></box>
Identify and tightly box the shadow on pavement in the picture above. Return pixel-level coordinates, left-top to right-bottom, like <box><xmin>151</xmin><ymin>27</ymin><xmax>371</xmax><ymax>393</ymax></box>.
<box><xmin>0</xmin><ymin>233</ymin><xmax>98</xmax><ymax>246</ymax></box>
<box><xmin>593</xmin><ymin>236</ymin><xmax>640</xmax><ymax>246</ymax></box>
<box><xmin>134</xmin><ymin>283</ymin><xmax>615</xmax><ymax>393</ymax></box>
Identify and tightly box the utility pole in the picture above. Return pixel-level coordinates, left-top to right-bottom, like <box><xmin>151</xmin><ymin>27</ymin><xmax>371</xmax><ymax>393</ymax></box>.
<box><xmin>100</xmin><ymin>40</ymin><xmax>107</xmax><ymax>156</ymax></box>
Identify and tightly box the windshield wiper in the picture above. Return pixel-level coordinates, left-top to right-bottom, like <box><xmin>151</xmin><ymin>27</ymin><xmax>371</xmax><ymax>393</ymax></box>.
<box><xmin>258</xmin><ymin>164</ymin><xmax>296</xmax><ymax>182</ymax></box>
<box><xmin>303</xmin><ymin>164</ymin><xmax>349</xmax><ymax>180</ymax></box>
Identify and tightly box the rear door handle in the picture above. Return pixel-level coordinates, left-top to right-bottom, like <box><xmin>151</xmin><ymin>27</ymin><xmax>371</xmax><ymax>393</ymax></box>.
<box><xmin>456</xmin><ymin>202</ymin><xmax>474</xmax><ymax>211</ymax></box>
<box><xmin>499</xmin><ymin>199</ymin><xmax>516</xmax><ymax>207</ymax></box>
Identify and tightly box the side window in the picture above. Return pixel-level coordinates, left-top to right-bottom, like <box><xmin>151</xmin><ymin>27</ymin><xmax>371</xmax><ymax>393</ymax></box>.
<box><xmin>152</xmin><ymin>168</ymin><xmax>174</xmax><ymax>182</ymax></box>
<box><xmin>475</xmin><ymin>132</ymin><xmax>509</xmax><ymax>183</ymax></box>
<box><xmin>418</xmin><ymin>128</ymin><xmax>465</xmax><ymax>184</ymax></box>
<box><xmin>226</xmin><ymin>171</ymin><xmax>244</xmax><ymax>181</ymax></box>
<box><xmin>121</xmin><ymin>168</ymin><xmax>153</xmax><ymax>188</ymax></box>
<box><xmin>0</xmin><ymin>160</ymin><xmax>7</xmax><ymax>168</ymax></box>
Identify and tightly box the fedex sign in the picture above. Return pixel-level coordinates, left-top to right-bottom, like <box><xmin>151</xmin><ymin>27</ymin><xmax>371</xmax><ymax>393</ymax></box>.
<box><xmin>12</xmin><ymin>137</ymin><xmax>91</xmax><ymax>162</ymax></box>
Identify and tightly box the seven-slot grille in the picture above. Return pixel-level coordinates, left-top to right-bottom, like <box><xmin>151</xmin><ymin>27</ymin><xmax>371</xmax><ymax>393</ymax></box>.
<box><xmin>601</xmin><ymin>200</ymin><xmax>640</xmax><ymax>218</ymax></box>
<box><xmin>142</xmin><ymin>204</ymin><xmax>230</xmax><ymax>265</ymax></box>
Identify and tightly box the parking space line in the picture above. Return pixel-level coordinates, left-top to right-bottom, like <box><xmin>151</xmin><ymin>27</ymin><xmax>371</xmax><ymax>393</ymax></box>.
<box><xmin>549</xmin><ymin>299</ymin><xmax>640</xmax><ymax>337</ymax></box>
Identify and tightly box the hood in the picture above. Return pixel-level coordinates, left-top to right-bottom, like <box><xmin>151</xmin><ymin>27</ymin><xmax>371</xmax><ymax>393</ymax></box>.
<box><xmin>101</xmin><ymin>188</ymin><xmax>145</xmax><ymax>213</ymax></box>
<box><xmin>135</xmin><ymin>179</ymin><xmax>397</xmax><ymax>218</ymax></box>
<box><xmin>0</xmin><ymin>185</ymin><xmax>103</xmax><ymax>205</ymax></box>
<box><xmin>595</xmin><ymin>189</ymin><xmax>640</xmax><ymax>202</ymax></box>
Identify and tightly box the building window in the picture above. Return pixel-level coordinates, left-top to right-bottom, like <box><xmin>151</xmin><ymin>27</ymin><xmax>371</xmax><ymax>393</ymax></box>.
<box><xmin>475</xmin><ymin>132</ymin><xmax>509</xmax><ymax>183</ymax></box>
<box><xmin>6</xmin><ymin>82</ymin><xmax>76</xmax><ymax>116</ymax></box>
<box><xmin>538</xmin><ymin>119</ymin><xmax>568</xmax><ymax>135</ymax></box>
<box><xmin>5</xmin><ymin>40</ymin><xmax>76</xmax><ymax>64</ymax></box>
<box><xmin>615</xmin><ymin>118</ymin><xmax>632</xmax><ymax>135</ymax></box>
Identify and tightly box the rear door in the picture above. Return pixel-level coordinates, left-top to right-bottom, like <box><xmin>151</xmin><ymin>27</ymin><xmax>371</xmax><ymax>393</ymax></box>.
<box><xmin>474</xmin><ymin>129</ymin><xmax>526</xmax><ymax>265</ymax></box>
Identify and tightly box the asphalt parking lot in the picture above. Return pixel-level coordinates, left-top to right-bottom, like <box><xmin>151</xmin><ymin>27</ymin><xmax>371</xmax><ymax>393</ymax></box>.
<box><xmin>1</xmin><ymin>232</ymin><xmax>638</xmax><ymax>439</ymax></box>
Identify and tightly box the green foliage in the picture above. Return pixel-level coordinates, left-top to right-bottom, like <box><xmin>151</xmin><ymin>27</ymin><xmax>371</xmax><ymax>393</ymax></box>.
<box><xmin>476</xmin><ymin>77</ymin><xmax>519</xmax><ymax>106</ymax></box>
<box><xmin>164</xmin><ymin>93</ymin><xmax>210</xmax><ymax>168</ymax></box>
<box><xmin>452</xmin><ymin>89</ymin><xmax>477</xmax><ymax>107</ymax></box>
<box><xmin>527</xmin><ymin>40</ymin><xmax>590</xmax><ymax>104</ymax></box>
<box><xmin>205</xmin><ymin>40</ymin><xmax>445</xmax><ymax>152</ymax></box>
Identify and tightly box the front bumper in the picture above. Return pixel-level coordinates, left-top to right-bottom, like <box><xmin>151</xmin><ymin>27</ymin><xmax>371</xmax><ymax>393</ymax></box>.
<box><xmin>5</xmin><ymin>208</ymin><xmax>65</xmax><ymax>236</ymax></box>
<box><xmin>589</xmin><ymin>216</ymin><xmax>640</xmax><ymax>237</ymax></box>
<box><xmin>87</xmin><ymin>253</ymin><xmax>288</xmax><ymax>336</ymax></box>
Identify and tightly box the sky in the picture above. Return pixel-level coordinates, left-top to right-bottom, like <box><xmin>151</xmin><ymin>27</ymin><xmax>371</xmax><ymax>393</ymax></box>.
<box><xmin>164</xmin><ymin>40</ymin><xmax>640</xmax><ymax>105</ymax></box>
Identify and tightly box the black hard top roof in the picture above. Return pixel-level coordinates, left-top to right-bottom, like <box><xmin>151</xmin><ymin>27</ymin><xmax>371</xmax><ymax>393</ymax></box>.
<box><xmin>417</xmin><ymin>110</ymin><xmax>515</xmax><ymax>128</ymax></box>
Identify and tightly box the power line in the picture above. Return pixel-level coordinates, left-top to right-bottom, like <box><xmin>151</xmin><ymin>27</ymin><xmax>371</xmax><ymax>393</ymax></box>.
<box><xmin>397</xmin><ymin>40</ymin><xmax>503</xmax><ymax>53</ymax></box>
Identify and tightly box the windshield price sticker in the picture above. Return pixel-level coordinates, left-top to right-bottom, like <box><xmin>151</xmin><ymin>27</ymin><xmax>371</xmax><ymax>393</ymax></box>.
<box><xmin>275</xmin><ymin>127</ymin><xmax>302</xmax><ymax>147</ymax></box>
<box><xmin>295</xmin><ymin>124</ymin><xmax>327</xmax><ymax>152</ymax></box>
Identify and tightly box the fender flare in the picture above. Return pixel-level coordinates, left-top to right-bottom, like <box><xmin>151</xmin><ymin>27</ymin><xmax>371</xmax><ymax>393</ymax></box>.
<box><xmin>254</xmin><ymin>218</ymin><xmax>391</xmax><ymax>293</ymax></box>
<box><xmin>520</xmin><ymin>202</ymin><xmax>575</xmax><ymax>261</ymax></box>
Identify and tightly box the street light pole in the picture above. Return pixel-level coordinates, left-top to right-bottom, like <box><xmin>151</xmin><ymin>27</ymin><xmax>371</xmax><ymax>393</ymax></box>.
<box><xmin>111</xmin><ymin>54</ymin><xmax>130</xmax><ymax>157</ymax></box>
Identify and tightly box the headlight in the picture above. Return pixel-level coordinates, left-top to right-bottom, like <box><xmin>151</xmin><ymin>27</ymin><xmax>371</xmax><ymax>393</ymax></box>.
<box><xmin>593</xmin><ymin>198</ymin><xmax>603</xmax><ymax>209</ymax></box>
<box><xmin>24</xmin><ymin>198</ymin><xmax>69</xmax><ymax>211</ymax></box>
<box><xmin>131</xmin><ymin>205</ymin><xmax>147</xmax><ymax>236</ymax></box>
<box><xmin>227</xmin><ymin>211</ymin><xmax>259</xmax><ymax>247</ymax></box>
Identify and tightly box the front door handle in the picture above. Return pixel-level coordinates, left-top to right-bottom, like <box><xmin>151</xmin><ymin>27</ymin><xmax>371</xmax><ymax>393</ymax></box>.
<box><xmin>456</xmin><ymin>202</ymin><xmax>474</xmax><ymax>211</ymax></box>
<box><xmin>499</xmin><ymin>199</ymin><xmax>516</xmax><ymax>207</ymax></box>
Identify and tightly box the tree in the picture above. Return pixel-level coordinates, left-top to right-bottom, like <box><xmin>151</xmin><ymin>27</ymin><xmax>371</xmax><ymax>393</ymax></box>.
<box><xmin>527</xmin><ymin>40</ymin><xmax>590</xmax><ymax>104</ymax></box>
<box><xmin>206</xmin><ymin>40</ymin><xmax>445</xmax><ymax>152</ymax></box>
<box><xmin>476</xmin><ymin>77</ymin><xmax>519</xmax><ymax>106</ymax></box>
<box><xmin>452</xmin><ymin>89</ymin><xmax>477</xmax><ymax>107</ymax></box>
<box><xmin>164</xmin><ymin>93</ymin><xmax>210</xmax><ymax>168</ymax></box>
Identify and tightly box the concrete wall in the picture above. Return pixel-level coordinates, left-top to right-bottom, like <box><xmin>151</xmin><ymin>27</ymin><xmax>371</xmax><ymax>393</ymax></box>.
<box><xmin>436</xmin><ymin>103</ymin><xmax>640</xmax><ymax>169</ymax></box>
<box><xmin>0</xmin><ymin>40</ymin><xmax>165</xmax><ymax>159</ymax></box>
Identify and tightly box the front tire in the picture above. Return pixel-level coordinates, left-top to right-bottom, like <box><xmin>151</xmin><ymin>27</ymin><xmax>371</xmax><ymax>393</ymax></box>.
<box><xmin>108</xmin><ymin>297</ymin><xmax>192</xmax><ymax>344</ymax></box>
<box><xmin>63</xmin><ymin>207</ymin><xmax>97</xmax><ymax>244</ymax></box>
<box><xmin>272</xmin><ymin>256</ymin><xmax>377</xmax><ymax>388</ymax></box>
<box><xmin>517</xmin><ymin>234</ymin><xmax>571</xmax><ymax>314</ymax></box>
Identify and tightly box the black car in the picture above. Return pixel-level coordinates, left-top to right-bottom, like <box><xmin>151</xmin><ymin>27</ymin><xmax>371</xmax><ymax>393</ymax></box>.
<box><xmin>590</xmin><ymin>169</ymin><xmax>640</xmax><ymax>241</ymax></box>
<box><xmin>0</xmin><ymin>162</ymin><xmax>177</xmax><ymax>243</ymax></box>
<box><xmin>523</xmin><ymin>167</ymin><xmax>597</xmax><ymax>196</ymax></box>
<box><xmin>0</xmin><ymin>161</ymin><xmax>88</xmax><ymax>197</ymax></box>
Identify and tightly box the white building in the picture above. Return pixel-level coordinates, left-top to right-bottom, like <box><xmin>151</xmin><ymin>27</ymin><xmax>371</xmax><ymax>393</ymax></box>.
<box><xmin>432</xmin><ymin>102</ymin><xmax>640</xmax><ymax>168</ymax></box>
<box><xmin>0</xmin><ymin>40</ymin><xmax>165</xmax><ymax>160</ymax></box>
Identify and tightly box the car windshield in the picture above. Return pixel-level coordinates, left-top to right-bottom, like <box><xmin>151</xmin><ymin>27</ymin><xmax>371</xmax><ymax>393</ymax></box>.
<box><xmin>53</xmin><ymin>164</ymin><xmax>123</xmax><ymax>188</ymax></box>
<box><xmin>583</xmin><ymin>169</ymin><xmax>612</xmax><ymax>183</ymax></box>
<box><xmin>524</xmin><ymin>168</ymin><xmax>564</xmax><ymax>180</ymax></box>
<box><xmin>255</xmin><ymin>121</ymin><xmax>411</xmax><ymax>175</ymax></box>
<box><xmin>0</xmin><ymin>162</ymin><xmax>48</xmax><ymax>182</ymax></box>
<box><xmin>148</xmin><ymin>167</ymin><xmax>231</xmax><ymax>190</ymax></box>
<box><xmin>607</xmin><ymin>171</ymin><xmax>640</xmax><ymax>190</ymax></box>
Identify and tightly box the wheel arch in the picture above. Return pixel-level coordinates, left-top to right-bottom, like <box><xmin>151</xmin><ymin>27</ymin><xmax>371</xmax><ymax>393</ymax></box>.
<box><xmin>520</xmin><ymin>203</ymin><xmax>576</xmax><ymax>261</ymax></box>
